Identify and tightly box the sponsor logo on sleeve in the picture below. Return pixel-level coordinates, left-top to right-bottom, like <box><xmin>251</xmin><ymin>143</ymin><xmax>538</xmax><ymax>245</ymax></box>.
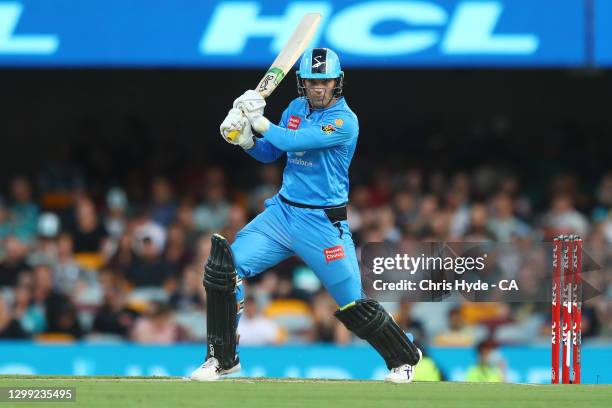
<box><xmin>321</xmin><ymin>124</ymin><xmax>336</xmax><ymax>135</ymax></box>
<box><xmin>324</xmin><ymin>245</ymin><xmax>345</xmax><ymax>263</ymax></box>
<box><xmin>288</xmin><ymin>115</ymin><xmax>301</xmax><ymax>130</ymax></box>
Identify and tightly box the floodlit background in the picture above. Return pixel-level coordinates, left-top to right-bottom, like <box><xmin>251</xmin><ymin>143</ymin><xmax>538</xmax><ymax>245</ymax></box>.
<box><xmin>0</xmin><ymin>0</ymin><xmax>611</xmax><ymax>383</ymax></box>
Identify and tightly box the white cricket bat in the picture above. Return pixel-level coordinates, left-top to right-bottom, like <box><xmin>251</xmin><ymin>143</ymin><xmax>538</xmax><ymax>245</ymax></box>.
<box><xmin>227</xmin><ymin>12</ymin><xmax>321</xmax><ymax>141</ymax></box>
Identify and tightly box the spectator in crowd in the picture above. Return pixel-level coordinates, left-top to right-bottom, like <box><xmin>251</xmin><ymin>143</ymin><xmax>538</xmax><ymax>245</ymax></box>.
<box><xmin>104</xmin><ymin>187</ymin><xmax>128</xmax><ymax>244</ymax></box>
<box><xmin>393</xmin><ymin>190</ymin><xmax>418</xmax><ymax>230</ymax></box>
<box><xmin>191</xmin><ymin>233</ymin><xmax>211</xmax><ymax>276</ymax></box>
<box><xmin>9</xmin><ymin>176</ymin><xmax>39</xmax><ymax>244</ymax></box>
<box><xmin>425</xmin><ymin>211</ymin><xmax>452</xmax><ymax>241</ymax></box>
<box><xmin>393</xmin><ymin>297</ymin><xmax>426</xmax><ymax>345</ymax></box>
<box><xmin>238</xmin><ymin>296</ymin><xmax>283</xmax><ymax>345</ymax></box>
<box><xmin>0</xmin><ymin>236</ymin><xmax>30</xmax><ymax>287</ymax></box>
<box><xmin>69</xmin><ymin>197</ymin><xmax>108</xmax><ymax>255</ymax></box>
<box><xmin>219</xmin><ymin>205</ymin><xmax>247</xmax><ymax>243</ymax></box>
<box><xmin>428</xmin><ymin>171</ymin><xmax>447</xmax><ymax>198</ymax></box>
<box><xmin>175</xmin><ymin>199</ymin><xmax>199</xmax><ymax>249</ymax></box>
<box><xmin>132</xmin><ymin>211</ymin><xmax>166</xmax><ymax>255</ymax></box>
<box><xmin>595</xmin><ymin>172</ymin><xmax>612</xmax><ymax>209</ymax></box>
<box><xmin>169</xmin><ymin>266</ymin><xmax>205</xmax><ymax>312</ymax></box>
<box><xmin>126</xmin><ymin>235</ymin><xmax>177</xmax><ymax>288</ymax></box>
<box><xmin>347</xmin><ymin>185</ymin><xmax>371</xmax><ymax>239</ymax></box>
<box><xmin>44</xmin><ymin>293</ymin><xmax>84</xmax><ymax>339</ymax></box>
<box><xmin>92</xmin><ymin>283</ymin><xmax>138</xmax><ymax>338</ymax></box>
<box><xmin>447</xmin><ymin>174</ymin><xmax>471</xmax><ymax>239</ymax></box>
<box><xmin>309</xmin><ymin>291</ymin><xmax>351</xmax><ymax>344</ymax></box>
<box><xmin>12</xmin><ymin>281</ymin><xmax>44</xmax><ymax>335</ymax></box>
<box><xmin>601</xmin><ymin>212</ymin><xmax>612</xmax><ymax>244</ymax></box>
<box><xmin>27</xmin><ymin>212</ymin><xmax>61</xmax><ymax>266</ymax></box>
<box><xmin>272</xmin><ymin>275</ymin><xmax>310</xmax><ymax>303</ymax></box>
<box><xmin>250</xmin><ymin>271</ymin><xmax>279</xmax><ymax>307</ymax></box>
<box><xmin>594</xmin><ymin>174</ymin><xmax>612</xmax><ymax>242</ymax></box>
<box><xmin>150</xmin><ymin>177</ymin><xmax>177</xmax><ymax>227</ymax></box>
<box><xmin>131</xmin><ymin>301</ymin><xmax>183</xmax><ymax>344</ymax></box>
<box><xmin>0</xmin><ymin>197</ymin><xmax>12</xmax><ymax>242</ymax></box>
<box><xmin>163</xmin><ymin>223</ymin><xmax>192</xmax><ymax>273</ymax></box>
<box><xmin>194</xmin><ymin>168</ymin><xmax>230</xmax><ymax>232</ymax></box>
<box><xmin>488</xmin><ymin>193</ymin><xmax>529</xmax><ymax>241</ymax></box>
<box><xmin>465</xmin><ymin>340</ymin><xmax>506</xmax><ymax>382</ymax></box>
<box><xmin>377</xmin><ymin>206</ymin><xmax>401</xmax><ymax>243</ymax></box>
<box><xmin>0</xmin><ymin>294</ymin><xmax>29</xmax><ymax>339</ymax></box>
<box><xmin>410</xmin><ymin>195</ymin><xmax>440</xmax><ymax>238</ymax></box>
<box><xmin>106</xmin><ymin>232</ymin><xmax>135</xmax><ymax>278</ymax></box>
<box><xmin>434</xmin><ymin>307</ymin><xmax>480</xmax><ymax>347</ymax></box>
<box><xmin>33</xmin><ymin>264</ymin><xmax>83</xmax><ymax>339</ymax></box>
<box><xmin>248</xmin><ymin>165</ymin><xmax>281</xmax><ymax>215</ymax></box>
<box><xmin>404</xmin><ymin>169</ymin><xmax>424</xmax><ymax>196</ymax></box>
<box><xmin>53</xmin><ymin>232</ymin><xmax>91</xmax><ymax>296</ymax></box>
<box><xmin>581</xmin><ymin>304</ymin><xmax>603</xmax><ymax>338</ymax></box>
<box><xmin>462</xmin><ymin>203</ymin><xmax>496</xmax><ymax>242</ymax></box>
<box><xmin>545</xmin><ymin>193</ymin><xmax>589</xmax><ymax>238</ymax></box>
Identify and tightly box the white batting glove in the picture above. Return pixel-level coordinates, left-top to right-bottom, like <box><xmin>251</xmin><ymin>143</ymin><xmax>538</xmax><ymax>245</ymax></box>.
<box><xmin>233</xmin><ymin>90</ymin><xmax>265</xmax><ymax>115</ymax></box>
<box><xmin>219</xmin><ymin>108</ymin><xmax>254</xmax><ymax>150</ymax></box>
<box><xmin>233</xmin><ymin>90</ymin><xmax>270</xmax><ymax>134</ymax></box>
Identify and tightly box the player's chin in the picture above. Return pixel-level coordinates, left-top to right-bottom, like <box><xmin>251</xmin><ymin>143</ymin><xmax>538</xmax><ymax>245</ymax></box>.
<box><xmin>310</xmin><ymin>97</ymin><xmax>331</xmax><ymax>110</ymax></box>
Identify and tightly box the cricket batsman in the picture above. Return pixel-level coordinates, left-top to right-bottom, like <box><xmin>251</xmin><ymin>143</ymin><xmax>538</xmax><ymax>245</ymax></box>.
<box><xmin>190</xmin><ymin>48</ymin><xmax>421</xmax><ymax>383</ymax></box>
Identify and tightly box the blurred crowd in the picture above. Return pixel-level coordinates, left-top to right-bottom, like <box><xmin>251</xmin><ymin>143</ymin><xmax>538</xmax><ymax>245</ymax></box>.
<box><xmin>0</xmin><ymin>165</ymin><xmax>611</xmax><ymax>346</ymax></box>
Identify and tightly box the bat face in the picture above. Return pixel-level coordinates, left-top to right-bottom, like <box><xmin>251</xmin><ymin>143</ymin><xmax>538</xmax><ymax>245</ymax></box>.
<box><xmin>256</xmin><ymin>13</ymin><xmax>321</xmax><ymax>98</ymax></box>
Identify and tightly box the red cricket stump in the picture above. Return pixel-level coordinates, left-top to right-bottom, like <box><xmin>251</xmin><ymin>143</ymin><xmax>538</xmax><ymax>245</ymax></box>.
<box><xmin>572</xmin><ymin>238</ymin><xmax>582</xmax><ymax>384</ymax></box>
<box><xmin>551</xmin><ymin>237</ymin><xmax>562</xmax><ymax>384</ymax></box>
<box><xmin>561</xmin><ymin>237</ymin><xmax>573</xmax><ymax>384</ymax></box>
<box><xmin>552</xmin><ymin>235</ymin><xmax>583</xmax><ymax>385</ymax></box>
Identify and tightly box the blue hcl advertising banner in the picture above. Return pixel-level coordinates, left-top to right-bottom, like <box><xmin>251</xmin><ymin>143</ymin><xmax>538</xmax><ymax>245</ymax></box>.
<box><xmin>594</xmin><ymin>0</ymin><xmax>612</xmax><ymax>66</ymax></box>
<box><xmin>0</xmin><ymin>0</ymin><xmax>589</xmax><ymax>67</ymax></box>
<box><xmin>0</xmin><ymin>343</ymin><xmax>610</xmax><ymax>384</ymax></box>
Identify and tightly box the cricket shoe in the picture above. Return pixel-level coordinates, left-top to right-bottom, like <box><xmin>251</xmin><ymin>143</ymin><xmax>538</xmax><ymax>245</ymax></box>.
<box><xmin>190</xmin><ymin>357</ymin><xmax>241</xmax><ymax>381</ymax></box>
<box><xmin>384</xmin><ymin>348</ymin><xmax>422</xmax><ymax>384</ymax></box>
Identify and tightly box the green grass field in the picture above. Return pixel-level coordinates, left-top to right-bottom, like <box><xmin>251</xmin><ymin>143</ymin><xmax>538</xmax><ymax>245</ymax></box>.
<box><xmin>0</xmin><ymin>376</ymin><xmax>610</xmax><ymax>408</ymax></box>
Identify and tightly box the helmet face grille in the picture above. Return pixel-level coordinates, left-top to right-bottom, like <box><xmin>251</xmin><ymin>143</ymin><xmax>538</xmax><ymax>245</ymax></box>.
<box><xmin>295</xmin><ymin>72</ymin><xmax>344</xmax><ymax>106</ymax></box>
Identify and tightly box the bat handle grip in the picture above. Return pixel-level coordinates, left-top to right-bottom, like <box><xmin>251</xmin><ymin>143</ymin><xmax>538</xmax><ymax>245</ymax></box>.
<box><xmin>227</xmin><ymin>129</ymin><xmax>240</xmax><ymax>142</ymax></box>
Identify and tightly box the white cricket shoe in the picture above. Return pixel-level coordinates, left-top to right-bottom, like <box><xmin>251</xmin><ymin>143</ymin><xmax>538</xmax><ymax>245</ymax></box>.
<box><xmin>190</xmin><ymin>357</ymin><xmax>241</xmax><ymax>381</ymax></box>
<box><xmin>384</xmin><ymin>348</ymin><xmax>422</xmax><ymax>384</ymax></box>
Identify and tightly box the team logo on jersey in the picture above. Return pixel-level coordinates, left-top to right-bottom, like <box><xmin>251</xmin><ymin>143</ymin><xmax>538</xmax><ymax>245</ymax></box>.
<box><xmin>321</xmin><ymin>124</ymin><xmax>336</xmax><ymax>135</ymax></box>
<box><xmin>288</xmin><ymin>115</ymin><xmax>301</xmax><ymax>130</ymax></box>
<box><xmin>335</xmin><ymin>118</ymin><xmax>344</xmax><ymax>127</ymax></box>
<box><xmin>324</xmin><ymin>245</ymin><xmax>345</xmax><ymax>263</ymax></box>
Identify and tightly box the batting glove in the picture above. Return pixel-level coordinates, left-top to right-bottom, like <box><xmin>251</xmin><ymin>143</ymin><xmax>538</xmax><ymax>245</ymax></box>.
<box><xmin>233</xmin><ymin>90</ymin><xmax>270</xmax><ymax>134</ymax></box>
<box><xmin>219</xmin><ymin>108</ymin><xmax>254</xmax><ymax>150</ymax></box>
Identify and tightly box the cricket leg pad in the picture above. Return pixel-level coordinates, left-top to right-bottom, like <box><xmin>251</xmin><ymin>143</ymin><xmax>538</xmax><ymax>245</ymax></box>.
<box><xmin>203</xmin><ymin>233</ymin><xmax>239</xmax><ymax>370</ymax></box>
<box><xmin>335</xmin><ymin>298</ymin><xmax>421</xmax><ymax>369</ymax></box>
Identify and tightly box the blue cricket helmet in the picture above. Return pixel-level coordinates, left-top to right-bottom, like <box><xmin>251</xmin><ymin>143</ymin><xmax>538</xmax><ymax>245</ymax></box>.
<box><xmin>297</xmin><ymin>48</ymin><xmax>343</xmax><ymax>79</ymax></box>
<box><xmin>296</xmin><ymin>48</ymin><xmax>344</xmax><ymax>97</ymax></box>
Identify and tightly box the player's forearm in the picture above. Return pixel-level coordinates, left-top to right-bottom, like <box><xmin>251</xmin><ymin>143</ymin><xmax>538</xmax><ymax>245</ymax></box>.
<box><xmin>244</xmin><ymin>137</ymin><xmax>283</xmax><ymax>163</ymax></box>
<box><xmin>263</xmin><ymin>123</ymin><xmax>346</xmax><ymax>151</ymax></box>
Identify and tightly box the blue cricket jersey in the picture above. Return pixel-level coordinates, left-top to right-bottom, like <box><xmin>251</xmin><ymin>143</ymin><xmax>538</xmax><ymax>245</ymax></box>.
<box><xmin>245</xmin><ymin>96</ymin><xmax>359</xmax><ymax>207</ymax></box>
